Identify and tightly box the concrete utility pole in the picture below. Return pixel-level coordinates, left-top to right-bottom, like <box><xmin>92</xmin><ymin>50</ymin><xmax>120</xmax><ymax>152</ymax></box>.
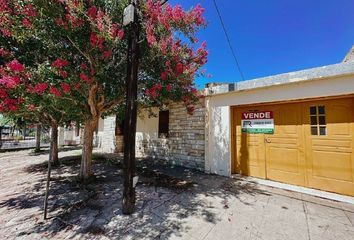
<box><xmin>122</xmin><ymin>0</ymin><xmax>140</xmax><ymax>214</ymax></box>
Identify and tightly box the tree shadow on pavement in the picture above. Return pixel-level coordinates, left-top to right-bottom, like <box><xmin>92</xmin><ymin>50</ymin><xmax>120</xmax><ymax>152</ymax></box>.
<box><xmin>0</xmin><ymin>153</ymin><xmax>269</xmax><ymax>239</ymax></box>
<box><xmin>28</xmin><ymin>146</ymin><xmax>82</xmax><ymax>157</ymax></box>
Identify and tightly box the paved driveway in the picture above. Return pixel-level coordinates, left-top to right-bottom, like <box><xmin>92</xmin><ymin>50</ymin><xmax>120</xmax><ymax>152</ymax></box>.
<box><xmin>0</xmin><ymin>149</ymin><xmax>353</xmax><ymax>239</ymax></box>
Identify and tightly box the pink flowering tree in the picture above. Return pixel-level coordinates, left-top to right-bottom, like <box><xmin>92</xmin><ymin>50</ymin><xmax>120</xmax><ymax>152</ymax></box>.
<box><xmin>0</xmin><ymin>46</ymin><xmax>83</xmax><ymax>164</ymax></box>
<box><xmin>140</xmin><ymin>0</ymin><xmax>208</xmax><ymax>112</ymax></box>
<box><xmin>1</xmin><ymin>0</ymin><xmax>127</xmax><ymax>177</ymax></box>
<box><xmin>1</xmin><ymin>0</ymin><xmax>208</xmax><ymax>182</ymax></box>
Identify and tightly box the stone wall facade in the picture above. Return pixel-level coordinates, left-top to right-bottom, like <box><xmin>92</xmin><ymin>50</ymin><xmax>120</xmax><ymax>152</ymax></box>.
<box><xmin>136</xmin><ymin>102</ymin><xmax>206</xmax><ymax>171</ymax></box>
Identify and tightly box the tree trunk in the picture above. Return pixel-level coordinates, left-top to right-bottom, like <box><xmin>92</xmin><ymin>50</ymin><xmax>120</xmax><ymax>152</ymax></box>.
<box><xmin>35</xmin><ymin>124</ymin><xmax>41</xmax><ymax>152</ymax></box>
<box><xmin>122</xmin><ymin>0</ymin><xmax>140</xmax><ymax>215</ymax></box>
<box><xmin>79</xmin><ymin>117</ymin><xmax>98</xmax><ymax>182</ymax></box>
<box><xmin>50</xmin><ymin>122</ymin><xmax>59</xmax><ymax>165</ymax></box>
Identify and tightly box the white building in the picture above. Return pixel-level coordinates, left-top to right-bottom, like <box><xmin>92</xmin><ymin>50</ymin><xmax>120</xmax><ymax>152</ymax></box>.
<box><xmin>60</xmin><ymin>46</ymin><xmax>354</xmax><ymax>197</ymax></box>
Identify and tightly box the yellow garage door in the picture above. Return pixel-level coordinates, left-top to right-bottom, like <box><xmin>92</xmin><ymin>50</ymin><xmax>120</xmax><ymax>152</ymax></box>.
<box><xmin>303</xmin><ymin>98</ymin><xmax>354</xmax><ymax>195</ymax></box>
<box><xmin>233</xmin><ymin>96</ymin><xmax>354</xmax><ymax>196</ymax></box>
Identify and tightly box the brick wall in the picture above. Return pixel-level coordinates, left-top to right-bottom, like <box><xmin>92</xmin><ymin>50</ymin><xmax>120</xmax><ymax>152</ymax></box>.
<box><xmin>136</xmin><ymin>102</ymin><xmax>206</xmax><ymax>171</ymax></box>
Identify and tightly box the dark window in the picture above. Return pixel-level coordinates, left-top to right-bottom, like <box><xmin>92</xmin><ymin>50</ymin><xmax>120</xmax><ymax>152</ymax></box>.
<box><xmin>311</xmin><ymin>126</ymin><xmax>318</xmax><ymax>135</ymax></box>
<box><xmin>310</xmin><ymin>106</ymin><xmax>317</xmax><ymax>115</ymax></box>
<box><xmin>319</xmin><ymin>126</ymin><xmax>326</xmax><ymax>136</ymax></box>
<box><xmin>310</xmin><ymin>106</ymin><xmax>326</xmax><ymax>136</ymax></box>
<box><xmin>310</xmin><ymin>116</ymin><xmax>317</xmax><ymax>125</ymax></box>
<box><xmin>318</xmin><ymin>106</ymin><xmax>325</xmax><ymax>115</ymax></box>
<box><xmin>158</xmin><ymin>110</ymin><xmax>169</xmax><ymax>138</ymax></box>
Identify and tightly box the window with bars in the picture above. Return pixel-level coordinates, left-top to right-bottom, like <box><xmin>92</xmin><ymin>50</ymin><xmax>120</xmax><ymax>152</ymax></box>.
<box><xmin>310</xmin><ymin>106</ymin><xmax>326</xmax><ymax>136</ymax></box>
<box><xmin>158</xmin><ymin>110</ymin><xmax>169</xmax><ymax>138</ymax></box>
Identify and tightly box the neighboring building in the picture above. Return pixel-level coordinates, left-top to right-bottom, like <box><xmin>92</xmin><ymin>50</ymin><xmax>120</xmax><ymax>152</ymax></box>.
<box><xmin>205</xmin><ymin>48</ymin><xmax>354</xmax><ymax>197</ymax></box>
<box><xmin>60</xmin><ymin>46</ymin><xmax>354</xmax><ymax>197</ymax></box>
<box><xmin>135</xmin><ymin>101</ymin><xmax>206</xmax><ymax>170</ymax></box>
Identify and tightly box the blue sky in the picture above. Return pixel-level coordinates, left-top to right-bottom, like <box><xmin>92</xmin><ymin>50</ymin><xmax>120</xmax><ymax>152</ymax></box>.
<box><xmin>169</xmin><ymin>0</ymin><xmax>354</xmax><ymax>88</ymax></box>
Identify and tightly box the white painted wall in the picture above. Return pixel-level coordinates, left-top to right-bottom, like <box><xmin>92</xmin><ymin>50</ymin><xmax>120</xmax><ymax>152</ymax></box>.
<box><xmin>136</xmin><ymin>108</ymin><xmax>159</xmax><ymax>155</ymax></box>
<box><xmin>209</xmin><ymin>75</ymin><xmax>354</xmax><ymax>108</ymax></box>
<box><xmin>205</xmin><ymin>104</ymin><xmax>231</xmax><ymax>176</ymax></box>
<box><xmin>205</xmin><ymin>75</ymin><xmax>354</xmax><ymax>176</ymax></box>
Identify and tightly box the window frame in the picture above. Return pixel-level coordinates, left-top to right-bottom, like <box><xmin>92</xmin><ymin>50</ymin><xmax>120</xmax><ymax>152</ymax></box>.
<box><xmin>158</xmin><ymin>110</ymin><xmax>169</xmax><ymax>138</ymax></box>
<box><xmin>309</xmin><ymin>105</ymin><xmax>326</xmax><ymax>136</ymax></box>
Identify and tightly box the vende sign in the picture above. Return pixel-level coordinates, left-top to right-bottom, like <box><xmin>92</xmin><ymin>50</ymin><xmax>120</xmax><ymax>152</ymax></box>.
<box><xmin>242</xmin><ymin>111</ymin><xmax>273</xmax><ymax>120</ymax></box>
<box><xmin>241</xmin><ymin>111</ymin><xmax>274</xmax><ymax>134</ymax></box>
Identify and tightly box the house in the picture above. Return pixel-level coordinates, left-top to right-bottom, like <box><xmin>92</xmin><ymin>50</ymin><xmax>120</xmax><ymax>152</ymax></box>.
<box><xmin>60</xmin><ymin>46</ymin><xmax>354</xmax><ymax>197</ymax></box>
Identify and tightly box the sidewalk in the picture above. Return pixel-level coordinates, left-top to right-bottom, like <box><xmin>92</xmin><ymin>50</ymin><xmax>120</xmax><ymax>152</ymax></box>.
<box><xmin>0</xmin><ymin>149</ymin><xmax>353</xmax><ymax>239</ymax></box>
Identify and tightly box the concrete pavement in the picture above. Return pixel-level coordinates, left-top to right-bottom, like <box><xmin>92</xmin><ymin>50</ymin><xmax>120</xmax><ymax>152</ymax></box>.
<box><xmin>0</xmin><ymin>149</ymin><xmax>353</xmax><ymax>239</ymax></box>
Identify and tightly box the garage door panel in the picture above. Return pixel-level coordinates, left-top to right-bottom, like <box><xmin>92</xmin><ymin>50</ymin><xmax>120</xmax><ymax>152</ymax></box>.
<box><xmin>328</xmin><ymin>123</ymin><xmax>351</xmax><ymax>136</ymax></box>
<box><xmin>305</xmin><ymin>98</ymin><xmax>354</xmax><ymax>196</ymax></box>
<box><xmin>267</xmin><ymin>146</ymin><xmax>302</xmax><ymax>174</ymax></box>
<box><xmin>266</xmin><ymin>137</ymin><xmax>299</xmax><ymax>145</ymax></box>
<box><xmin>265</xmin><ymin>104</ymin><xmax>306</xmax><ymax>186</ymax></box>
<box><xmin>312</xmin><ymin>138</ymin><xmax>352</xmax><ymax>149</ymax></box>
<box><xmin>311</xmin><ymin>151</ymin><xmax>353</xmax><ymax>182</ymax></box>
<box><xmin>234</xmin><ymin>108</ymin><xmax>266</xmax><ymax>179</ymax></box>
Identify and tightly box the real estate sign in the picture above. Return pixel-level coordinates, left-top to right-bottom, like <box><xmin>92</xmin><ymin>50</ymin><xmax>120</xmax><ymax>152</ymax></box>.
<box><xmin>241</xmin><ymin>111</ymin><xmax>274</xmax><ymax>134</ymax></box>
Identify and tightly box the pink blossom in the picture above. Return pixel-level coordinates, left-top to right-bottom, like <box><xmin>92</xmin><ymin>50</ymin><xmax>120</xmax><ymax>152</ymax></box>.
<box><xmin>0</xmin><ymin>28</ymin><xmax>11</xmax><ymax>37</ymax></box>
<box><xmin>80</xmin><ymin>72</ymin><xmax>91</xmax><ymax>82</ymax></box>
<box><xmin>191</xmin><ymin>4</ymin><xmax>206</xmax><ymax>26</ymax></box>
<box><xmin>23</xmin><ymin>4</ymin><xmax>37</xmax><ymax>17</ymax></box>
<box><xmin>58</xmin><ymin>70</ymin><xmax>68</xmax><ymax>78</ymax></box>
<box><xmin>174</xmin><ymin>62</ymin><xmax>184</xmax><ymax>75</ymax></box>
<box><xmin>154</xmin><ymin>83</ymin><xmax>162</xmax><ymax>90</ymax></box>
<box><xmin>0</xmin><ymin>0</ymin><xmax>9</xmax><ymax>13</ymax></box>
<box><xmin>187</xmin><ymin>105</ymin><xmax>195</xmax><ymax>114</ymax></box>
<box><xmin>34</xmin><ymin>83</ymin><xmax>48</xmax><ymax>94</ymax></box>
<box><xmin>50</xmin><ymin>86</ymin><xmax>62</xmax><ymax>97</ymax></box>
<box><xmin>90</xmin><ymin>32</ymin><xmax>104</xmax><ymax>49</ymax></box>
<box><xmin>117</xmin><ymin>29</ymin><xmax>124</xmax><ymax>39</ymax></box>
<box><xmin>60</xmin><ymin>83</ymin><xmax>70</xmax><ymax>93</ymax></box>
<box><xmin>0</xmin><ymin>88</ymin><xmax>8</xmax><ymax>98</ymax></box>
<box><xmin>87</xmin><ymin>6</ymin><xmax>97</xmax><ymax>19</ymax></box>
<box><xmin>0</xmin><ymin>48</ymin><xmax>10</xmax><ymax>57</ymax></box>
<box><xmin>0</xmin><ymin>76</ymin><xmax>20</xmax><ymax>88</ymax></box>
<box><xmin>28</xmin><ymin>104</ymin><xmax>36</xmax><ymax>111</ymax></box>
<box><xmin>51</xmin><ymin>58</ymin><xmax>69</xmax><ymax>68</ymax></box>
<box><xmin>166</xmin><ymin>84</ymin><xmax>172</xmax><ymax>92</ymax></box>
<box><xmin>103</xmin><ymin>50</ymin><xmax>112</xmax><ymax>59</ymax></box>
<box><xmin>80</xmin><ymin>63</ymin><xmax>88</xmax><ymax>70</ymax></box>
<box><xmin>74</xmin><ymin>82</ymin><xmax>81</xmax><ymax>90</ymax></box>
<box><xmin>145</xmin><ymin>88</ymin><xmax>158</xmax><ymax>99</ymax></box>
<box><xmin>110</xmin><ymin>23</ymin><xmax>124</xmax><ymax>39</ymax></box>
<box><xmin>22</xmin><ymin>18</ymin><xmax>32</xmax><ymax>28</ymax></box>
<box><xmin>160</xmin><ymin>71</ymin><xmax>168</xmax><ymax>81</ymax></box>
<box><xmin>90</xmin><ymin>68</ymin><xmax>95</xmax><ymax>76</ymax></box>
<box><xmin>7</xmin><ymin>60</ymin><xmax>25</xmax><ymax>72</ymax></box>
<box><xmin>191</xmin><ymin>87</ymin><xmax>197</xmax><ymax>94</ymax></box>
<box><xmin>55</xmin><ymin>18</ymin><xmax>65</xmax><ymax>26</ymax></box>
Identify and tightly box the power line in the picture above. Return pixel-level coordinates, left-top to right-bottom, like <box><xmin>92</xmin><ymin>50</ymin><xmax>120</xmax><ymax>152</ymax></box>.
<box><xmin>212</xmin><ymin>0</ymin><xmax>245</xmax><ymax>80</ymax></box>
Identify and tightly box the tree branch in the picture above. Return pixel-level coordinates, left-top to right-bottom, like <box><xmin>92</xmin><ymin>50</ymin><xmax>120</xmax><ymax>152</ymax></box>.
<box><xmin>102</xmin><ymin>98</ymin><xmax>124</xmax><ymax>112</ymax></box>
<box><xmin>67</xmin><ymin>36</ymin><xmax>93</xmax><ymax>66</ymax></box>
<box><xmin>88</xmin><ymin>84</ymin><xmax>99</xmax><ymax>117</ymax></box>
